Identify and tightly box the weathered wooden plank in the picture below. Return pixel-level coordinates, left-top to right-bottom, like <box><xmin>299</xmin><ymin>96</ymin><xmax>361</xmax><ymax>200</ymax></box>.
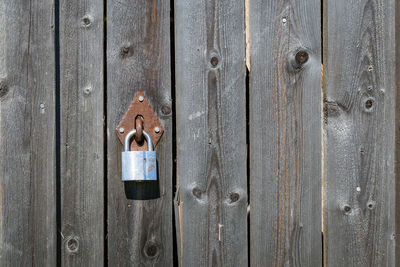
<box><xmin>323</xmin><ymin>0</ymin><xmax>396</xmax><ymax>266</ymax></box>
<box><xmin>396</xmin><ymin>1</ymin><xmax>400</xmax><ymax>265</ymax></box>
<box><xmin>249</xmin><ymin>0</ymin><xmax>322</xmax><ymax>266</ymax></box>
<box><xmin>174</xmin><ymin>0</ymin><xmax>247</xmax><ymax>266</ymax></box>
<box><xmin>106</xmin><ymin>0</ymin><xmax>173</xmax><ymax>266</ymax></box>
<box><xmin>0</xmin><ymin>0</ymin><xmax>56</xmax><ymax>266</ymax></box>
<box><xmin>59</xmin><ymin>0</ymin><xmax>104</xmax><ymax>265</ymax></box>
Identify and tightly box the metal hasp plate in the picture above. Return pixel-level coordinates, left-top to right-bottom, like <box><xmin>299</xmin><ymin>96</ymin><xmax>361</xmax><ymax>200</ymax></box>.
<box><xmin>116</xmin><ymin>90</ymin><xmax>164</xmax><ymax>151</ymax></box>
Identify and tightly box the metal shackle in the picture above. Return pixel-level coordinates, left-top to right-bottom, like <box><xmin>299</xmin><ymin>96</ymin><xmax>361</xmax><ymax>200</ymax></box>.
<box><xmin>124</xmin><ymin>129</ymin><xmax>153</xmax><ymax>152</ymax></box>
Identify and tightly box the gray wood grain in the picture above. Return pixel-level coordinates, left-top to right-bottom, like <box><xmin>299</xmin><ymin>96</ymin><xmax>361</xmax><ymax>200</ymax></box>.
<box><xmin>323</xmin><ymin>0</ymin><xmax>396</xmax><ymax>266</ymax></box>
<box><xmin>59</xmin><ymin>0</ymin><xmax>104</xmax><ymax>266</ymax></box>
<box><xmin>174</xmin><ymin>0</ymin><xmax>247</xmax><ymax>266</ymax></box>
<box><xmin>0</xmin><ymin>0</ymin><xmax>56</xmax><ymax>266</ymax></box>
<box><xmin>106</xmin><ymin>0</ymin><xmax>173</xmax><ymax>266</ymax></box>
<box><xmin>249</xmin><ymin>0</ymin><xmax>322</xmax><ymax>266</ymax></box>
<box><xmin>396</xmin><ymin>1</ymin><xmax>400</xmax><ymax>265</ymax></box>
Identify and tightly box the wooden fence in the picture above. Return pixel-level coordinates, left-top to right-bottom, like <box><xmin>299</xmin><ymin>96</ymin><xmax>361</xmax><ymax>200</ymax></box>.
<box><xmin>0</xmin><ymin>0</ymin><xmax>398</xmax><ymax>266</ymax></box>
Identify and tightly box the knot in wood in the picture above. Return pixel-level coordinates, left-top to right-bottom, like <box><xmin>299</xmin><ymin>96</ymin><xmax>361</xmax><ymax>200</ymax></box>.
<box><xmin>0</xmin><ymin>80</ymin><xmax>8</xmax><ymax>98</ymax></box>
<box><xmin>229</xmin><ymin>192</ymin><xmax>240</xmax><ymax>203</ymax></box>
<box><xmin>161</xmin><ymin>104</ymin><xmax>171</xmax><ymax>115</ymax></box>
<box><xmin>295</xmin><ymin>50</ymin><xmax>309</xmax><ymax>65</ymax></box>
<box><xmin>144</xmin><ymin>241</ymin><xmax>160</xmax><ymax>259</ymax></box>
<box><xmin>66</xmin><ymin>236</ymin><xmax>79</xmax><ymax>253</ymax></box>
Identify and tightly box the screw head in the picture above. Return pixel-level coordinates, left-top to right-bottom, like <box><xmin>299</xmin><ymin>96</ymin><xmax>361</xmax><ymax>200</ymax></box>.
<box><xmin>119</xmin><ymin>127</ymin><xmax>125</xmax><ymax>134</ymax></box>
<box><xmin>138</xmin><ymin>96</ymin><xmax>144</xmax><ymax>102</ymax></box>
<box><xmin>154</xmin><ymin>127</ymin><xmax>160</xmax><ymax>133</ymax></box>
<box><xmin>282</xmin><ymin>17</ymin><xmax>287</xmax><ymax>24</ymax></box>
<box><xmin>40</xmin><ymin>103</ymin><xmax>45</xmax><ymax>109</ymax></box>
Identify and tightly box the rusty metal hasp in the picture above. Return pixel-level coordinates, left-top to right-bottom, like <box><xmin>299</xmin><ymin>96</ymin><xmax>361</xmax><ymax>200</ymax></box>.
<box><xmin>116</xmin><ymin>90</ymin><xmax>163</xmax><ymax>182</ymax></box>
<box><xmin>116</xmin><ymin>90</ymin><xmax>164</xmax><ymax>151</ymax></box>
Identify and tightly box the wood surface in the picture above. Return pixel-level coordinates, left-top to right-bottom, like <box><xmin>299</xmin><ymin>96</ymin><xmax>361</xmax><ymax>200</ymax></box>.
<box><xmin>106</xmin><ymin>0</ymin><xmax>173</xmax><ymax>266</ymax></box>
<box><xmin>0</xmin><ymin>1</ymin><xmax>398</xmax><ymax>266</ymax></box>
<box><xmin>396</xmin><ymin>1</ymin><xmax>400</xmax><ymax>265</ymax></box>
<box><xmin>249</xmin><ymin>0</ymin><xmax>322</xmax><ymax>266</ymax></box>
<box><xmin>59</xmin><ymin>0</ymin><xmax>104</xmax><ymax>266</ymax></box>
<box><xmin>323</xmin><ymin>0</ymin><xmax>396</xmax><ymax>266</ymax></box>
<box><xmin>174</xmin><ymin>0</ymin><xmax>248</xmax><ymax>266</ymax></box>
<box><xmin>0</xmin><ymin>0</ymin><xmax>56</xmax><ymax>265</ymax></box>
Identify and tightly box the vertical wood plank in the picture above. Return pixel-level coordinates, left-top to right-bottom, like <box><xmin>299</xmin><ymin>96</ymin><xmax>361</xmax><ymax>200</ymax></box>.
<box><xmin>0</xmin><ymin>0</ymin><xmax>56</xmax><ymax>265</ymax></box>
<box><xmin>59</xmin><ymin>0</ymin><xmax>104</xmax><ymax>265</ymax></box>
<box><xmin>396</xmin><ymin>0</ymin><xmax>400</xmax><ymax>265</ymax></box>
<box><xmin>174</xmin><ymin>0</ymin><xmax>247</xmax><ymax>266</ymax></box>
<box><xmin>249</xmin><ymin>0</ymin><xmax>322</xmax><ymax>266</ymax></box>
<box><xmin>107</xmin><ymin>0</ymin><xmax>173</xmax><ymax>266</ymax></box>
<box><xmin>323</xmin><ymin>0</ymin><xmax>396</xmax><ymax>266</ymax></box>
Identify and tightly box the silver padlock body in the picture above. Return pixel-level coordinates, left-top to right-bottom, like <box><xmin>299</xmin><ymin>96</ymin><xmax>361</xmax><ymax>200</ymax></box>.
<box><xmin>121</xmin><ymin>151</ymin><xmax>157</xmax><ymax>181</ymax></box>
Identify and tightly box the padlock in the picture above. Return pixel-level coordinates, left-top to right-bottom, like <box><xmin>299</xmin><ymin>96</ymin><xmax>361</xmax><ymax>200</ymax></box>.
<box><xmin>121</xmin><ymin>129</ymin><xmax>157</xmax><ymax>181</ymax></box>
